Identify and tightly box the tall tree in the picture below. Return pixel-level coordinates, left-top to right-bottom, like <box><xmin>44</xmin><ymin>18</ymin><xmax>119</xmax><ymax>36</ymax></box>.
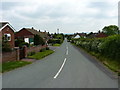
<box><xmin>102</xmin><ymin>25</ymin><xmax>119</xmax><ymax>36</ymax></box>
<box><xmin>34</xmin><ymin>35</ymin><xmax>45</xmax><ymax>45</ymax></box>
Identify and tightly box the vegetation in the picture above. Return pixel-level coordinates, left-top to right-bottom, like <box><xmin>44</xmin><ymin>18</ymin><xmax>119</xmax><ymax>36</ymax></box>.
<box><xmin>2</xmin><ymin>37</ymin><xmax>11</xmax><ymax>52</ymax></box>
<box><xmin>15</xmin><ymin>39</ymin><xmax>30</xmax><ymax>48</ymax></box>
<box><xmin>102</xmin><ymin>25</ymin><xmax>119</xmax><ymax>36</ymax></box>
<box><xmin>28</xmin><ymin>50</ymin><xmax>54</xmax><ymax>60</ymax></box>
<box><xmin>53</xmin><ymin>43</ymin><xmax>61</xmax><ymax>46</ymax></box>
<box><xmin>71</xmin><ymin>35</ymin><xmax>120</xmax><ymax>75</ymax></box>
<box><xmin>48</xmin><ymin>33</ymin><xmax>64</xmax><ymax>46</ymax></box>
<box><xmin>34</xmin><ymin>34</ymin><xmax>45</xmax><ymax>45</ymax></box>
<box><xmin>2</xmin><ymin>61</ymin><xmax>32</xmax><ymax>73</ymax></box>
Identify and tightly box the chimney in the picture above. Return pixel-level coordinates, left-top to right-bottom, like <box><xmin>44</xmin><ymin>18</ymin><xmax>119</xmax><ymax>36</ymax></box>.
<box><xmin>32</xmin><ymin>27</ymin><xmax>34</xmax><ymax>29</ymax></box>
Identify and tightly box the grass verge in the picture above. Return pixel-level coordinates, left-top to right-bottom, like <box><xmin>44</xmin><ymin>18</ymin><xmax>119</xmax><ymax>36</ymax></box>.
<box><xmin>72</xmin><ymin>43</ymin><xmax>120</xmax><ymax>76</ymax></box>
<box><xmin>89</xmin><ymin>52</ymin><xmax>120</xmax><ymax>76</ymax></box>
<box><xmin>2</xmin><ymin>61</ymin><xmax>32</xmax><ymax>73</ymax></box>
<box><xmin>53</xmin><ymin>44</ymin><xmax>61</xmax><ymax>46</ymax></box>
<box><xmin>28</xmin><ymin>50</ymin><xmax>54</xmax><ymax>60</ymax></box>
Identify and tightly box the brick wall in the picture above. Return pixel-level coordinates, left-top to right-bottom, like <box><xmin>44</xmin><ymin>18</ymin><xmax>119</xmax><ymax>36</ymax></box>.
<box><xmin>27</xmin><ymin>45</ymin><xmax>47</xmax><ymax>54</ymax></box>
<box><xmin>2</xmin><ymin>45</ymin><xmax>47</xmax><ymax>62</ymax></box>
<box><xmin>2</xmin><ymin>50</ymin><xmax>17</xmax><ymax>62</ymax></box>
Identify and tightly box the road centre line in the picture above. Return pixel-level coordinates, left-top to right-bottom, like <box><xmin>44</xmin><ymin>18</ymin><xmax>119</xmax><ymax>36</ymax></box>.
<box><xmin>54</xmin><ymin>58</ymin><xmax>67</xmax><ymax>79</ymax></box>
<box><xmin>66</xmin><ymin>49</ymin><xmax>68</xmax><ymax>55</ymax></box>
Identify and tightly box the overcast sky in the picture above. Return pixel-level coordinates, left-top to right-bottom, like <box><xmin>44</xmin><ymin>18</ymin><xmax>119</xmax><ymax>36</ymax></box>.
<box><xmin>0</xmin><ymin>0</ymin><xmax>119</xmax><ymax>34</ymax></box>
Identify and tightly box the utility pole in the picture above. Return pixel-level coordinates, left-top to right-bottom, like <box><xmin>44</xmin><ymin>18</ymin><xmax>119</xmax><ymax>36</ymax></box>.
<box><xmin>57</xmin><ymin>28</ymin><xmax>59</xmax><ymax>34</ymax></box>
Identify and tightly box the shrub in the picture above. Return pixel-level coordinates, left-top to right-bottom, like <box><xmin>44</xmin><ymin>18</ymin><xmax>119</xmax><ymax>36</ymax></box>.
<box><xmin>40</xmin><ymin>48</ymin><xmax>46</xmax><ymax>52</ymax></box>
<box><xmin>100</xmin><ymin>35</ymin><xmax>120</xmax><ymax>60</ymax></box>
<box><xmin>46</xmin><ymin>47</ymin><xmax>49</xmax><ymax>50</ymax></box>
<box><xmin>27</xmin><ymin>52</ymin><xmax>35</xmax><ymax>56</ymax></box>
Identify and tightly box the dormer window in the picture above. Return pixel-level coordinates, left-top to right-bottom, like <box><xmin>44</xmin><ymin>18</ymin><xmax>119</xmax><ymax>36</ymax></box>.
<box><xmin>4</xmin><ymin>33</ymin><xmax>11</xmax><ymax>41</ymax></box>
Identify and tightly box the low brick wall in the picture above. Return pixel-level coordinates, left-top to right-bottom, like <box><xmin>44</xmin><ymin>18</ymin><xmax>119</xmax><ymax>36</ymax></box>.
<box><xmin>27</xmin><ymin>45</ymin><xmax>47</xmax><ymax>54</ymax></box>
<box><xmin>2</xmin><ymin>45</ymin><xmax>47</xmax><ymax>62</ymax></box>
<box><xmin>2</xmin><ymin>50</ymin><xmax>17</xmax><ymax>62</ymax></box>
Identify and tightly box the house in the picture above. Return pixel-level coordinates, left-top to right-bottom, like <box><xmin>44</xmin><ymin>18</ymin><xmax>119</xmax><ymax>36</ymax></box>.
<box><xmin>15</xmin><ymin>27</ymin><xmax>49</xmax><ymax>44</ymax></box>
<box><xmin>95</xmin><ymin>32</ymin><xmax>108</xmax><ymax>38</ymax></box>
<box><xmin>73</xmin><ymin>33</ymin><xmax>86</xmax><ymax>39</ymax></box>
<box><xmin>74</xmin><ymin>34</ymin><xmax>81</xmax><ymax>39</ymax></box>
<box><xmin>0</xmin><ymin>22</ymin><xmax>15</xmax><ymax>49</ymax></box>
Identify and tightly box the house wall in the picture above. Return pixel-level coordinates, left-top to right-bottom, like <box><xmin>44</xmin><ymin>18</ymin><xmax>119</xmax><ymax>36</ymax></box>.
<box><xmin>2</xmin><ymin>26</ymin><xmax>15</xmax><ymax>48</ymax></box>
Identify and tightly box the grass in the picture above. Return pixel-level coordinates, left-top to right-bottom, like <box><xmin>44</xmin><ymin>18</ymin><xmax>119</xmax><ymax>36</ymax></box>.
<box><xmin>2</xmin><ymin>61</ymin><xmax>32</xmax><ymax>73</ymax></box>
<box><xmin>53</xmin><ymin>43</ymin><xmax>61</xmax><ymax>46</ymax></box>
<box><xmin>72</xmin><ymin>43</ymin><xmax>120</xmax><ymax>76</ymax></box>
<box><xmin>28</xmin><ymin>50</ymin><xmax>54</xmax><ymax>60</ymax></box>
<box><xmin>88</xmin><ymin>51</ymin><xmax>120</xmax><ymax>75</ymax></box>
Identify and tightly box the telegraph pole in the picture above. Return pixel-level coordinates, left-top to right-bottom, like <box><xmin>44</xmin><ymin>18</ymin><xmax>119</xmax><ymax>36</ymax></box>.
<box><xmin>57</xmin><ymin>28</ymin><xmax>59</xmax><ymax>34</ymax></box>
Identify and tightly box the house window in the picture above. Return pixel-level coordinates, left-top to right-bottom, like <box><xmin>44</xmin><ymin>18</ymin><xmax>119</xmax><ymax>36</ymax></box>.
<box><xmin>4</xmin><ymin>33</ymin><xmax>11</xmax><ymax>41</ymax></box>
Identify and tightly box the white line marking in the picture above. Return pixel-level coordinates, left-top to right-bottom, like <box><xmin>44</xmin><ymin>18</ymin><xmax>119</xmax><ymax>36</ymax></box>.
<box><xmin>66</xmin><ymin>49</ymin><xmax>68</xmax><ymax>55</ymax></box>
<box><xmin>66</xmin><ymin>47</ymin><xmax>68</xmax><ymax>50</ymax></box>
<box><xmin>54</xmin><ymin>58</ymin><xmax>67</xmax><ymax>79</ymax></box>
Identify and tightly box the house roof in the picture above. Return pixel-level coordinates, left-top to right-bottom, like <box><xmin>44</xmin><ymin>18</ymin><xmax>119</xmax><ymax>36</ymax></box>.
<box><xmin>22</xmin><ymin>28</ymin><xmax>49</xmax><ymax>39</ymax></box>
<box><xmin>95</xmin><ymin>32</ymin><xmax>107</xmax><ymax>38</ymax></box>
<box><xmin>0</xmin><ymin>22</ymin><xmax>16</xmax><ymax>31</ymax></box>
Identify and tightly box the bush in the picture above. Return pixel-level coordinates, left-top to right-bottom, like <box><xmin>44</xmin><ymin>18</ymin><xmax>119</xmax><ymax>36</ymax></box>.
<box><xmin>27</xmin><ymin>52</ymin><xmax>35</xmax><ymax>56</ymax></box>
<box><xmin>46</xmin><ymin>47</ymin><xmax>49</xmax><ymax>50</ymax></box>
<box><xmin>40</xmin><ymin>48</ymin><xmax>46</xmax><ymax>52</ymax></box>
<box><xmin>2</xmin><ymin>39</ymin><xmax>12</xmax><ymax>52</ymax></box>
<box><xmin>100</xmin><ymin>35</ymin><xmax>120</xmax><ymax>60</ymax></box>
<box><xmin>73</xmin><ymin>35</ymin><xmax>120</xmax><ymax>61</ymax></box>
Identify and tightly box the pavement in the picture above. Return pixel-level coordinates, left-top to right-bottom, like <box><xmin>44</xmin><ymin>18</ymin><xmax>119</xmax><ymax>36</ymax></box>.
<box><xmin>2</xmin><ymin>39</ymin><xmax>119</xmax><ymax>88</ymax></box>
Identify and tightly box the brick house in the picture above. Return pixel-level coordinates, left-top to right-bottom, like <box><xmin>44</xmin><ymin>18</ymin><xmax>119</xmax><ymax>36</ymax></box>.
<box><xmin>15</xmin><ymin>27</ymin><xmax>49</xmax><ymax>44</ymax></box>
<box><xmin>0</xmin><ymin>22</ymin><xmax>15</xmax><ymax>48</ymax></box>
<box><xmin>95</xmin><ymin>32</ymin><xmax>108</xmax><ymax>38</ymax></box>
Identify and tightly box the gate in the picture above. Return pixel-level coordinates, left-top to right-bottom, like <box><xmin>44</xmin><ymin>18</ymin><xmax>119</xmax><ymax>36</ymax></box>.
<box><xmin>19</xmin><ymin>47</ymin><xmax>25</xmax><ymax>59</ymax></box>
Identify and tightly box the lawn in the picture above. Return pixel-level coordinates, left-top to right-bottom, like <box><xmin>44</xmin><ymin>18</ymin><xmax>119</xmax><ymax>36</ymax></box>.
<box><xmin>2</xmin><ymin>61</ymin><xmax>32</xmax><ymax>73</ymax></box>
<box><xmin>28</xmin><ymin>50</ymin><xmax>54</xmax><ymax>60</ymax></box>
<box><xmin>53</xmin><ymin>44</ymin><xmax>61</xmax><ymax>46</ymax></box>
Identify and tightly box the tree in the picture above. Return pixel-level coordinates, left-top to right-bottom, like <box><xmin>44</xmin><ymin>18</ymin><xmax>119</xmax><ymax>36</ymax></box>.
<box><xmin>34</xmin><ymin>35</ymin><xmax>45</xmax><ymax>45</ymax></box>
<box><xmin>2</xmin><ymin>37</ymin><xmax>11</xmax><ymax>52</ymax></box>
<box><xmin>102</xmin><ymin>25</ymin><xmax>119</xmax><ymax>36</ymax></box>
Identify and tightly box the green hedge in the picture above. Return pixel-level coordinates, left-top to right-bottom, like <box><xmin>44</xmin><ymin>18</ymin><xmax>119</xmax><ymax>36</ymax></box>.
<box><xmin>72</xmin><ymin>35</ymin><xmax>120</xmax><ymax>61</ymax></box>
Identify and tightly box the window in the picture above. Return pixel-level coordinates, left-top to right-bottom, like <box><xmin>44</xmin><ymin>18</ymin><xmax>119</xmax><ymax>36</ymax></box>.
<box><xmin>4</xmin><ymin>33</ymin><xmax>11</xmax><ymax>41</ymax></box>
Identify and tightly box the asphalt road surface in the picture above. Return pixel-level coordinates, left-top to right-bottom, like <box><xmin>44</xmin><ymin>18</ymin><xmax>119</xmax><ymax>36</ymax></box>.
<box><xmin>2</xmin><ymin>39</ymin><xmax>118</xmax><ymax>88</ymax></box>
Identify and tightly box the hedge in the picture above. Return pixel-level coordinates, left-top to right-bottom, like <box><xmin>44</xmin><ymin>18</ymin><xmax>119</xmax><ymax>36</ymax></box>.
<box><xmin>72</xmin><ymin>35</ymin><xmax>120</xmax><ymax>61</ymax></box>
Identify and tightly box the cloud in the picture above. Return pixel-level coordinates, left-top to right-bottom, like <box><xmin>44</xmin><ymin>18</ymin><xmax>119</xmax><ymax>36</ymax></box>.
<box><xmin>1</xmin><ymin>0</ymin><xmax>119</xmax><ymax>33</ymax></box>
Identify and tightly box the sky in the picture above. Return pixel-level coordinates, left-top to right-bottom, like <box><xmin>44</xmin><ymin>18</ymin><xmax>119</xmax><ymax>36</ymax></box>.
<box><xmin>0</xmin><ymin>0</ymin><xmax>119</xmax><ymax>34</ymax></box>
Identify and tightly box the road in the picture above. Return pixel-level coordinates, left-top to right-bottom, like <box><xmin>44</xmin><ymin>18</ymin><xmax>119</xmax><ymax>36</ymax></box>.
<box><xmin>2</xmin><ymin>39</ymin><xmax>118</xmax><ymax>88</ymax></box>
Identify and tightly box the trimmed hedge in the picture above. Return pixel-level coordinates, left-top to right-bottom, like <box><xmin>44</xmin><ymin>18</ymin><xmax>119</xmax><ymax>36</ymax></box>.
<box><xmin>72</xmin><ymin>35</ymin><xmax>120</xmax><ymax>61</ymax></box>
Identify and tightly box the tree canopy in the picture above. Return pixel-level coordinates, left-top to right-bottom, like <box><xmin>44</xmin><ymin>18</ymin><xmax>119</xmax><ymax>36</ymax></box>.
<box><xmin>102</xmin><ymin>25</ymin><xmax>119</xmax><ymax>36</ymax></box>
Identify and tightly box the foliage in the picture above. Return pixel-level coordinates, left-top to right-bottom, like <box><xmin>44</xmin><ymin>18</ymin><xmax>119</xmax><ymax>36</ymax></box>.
<box><xmin>102</xmin><ymin>25</ymin><xmax>119</xmax><ymax>36</ymax></box>
<box><xmin>72</xmin><ymin>35</ymin><xmax>120</xmax><ymax>74</ymax></box>
<box><xmin>15</xmin><ymin>39</ymin><xmax>30</xmax><ymax>48</ymax></box>
<box><xmin>2</xmin><ymin>37</ymin><xmax>11</xmax><ymax>52</ymax></box>
<box><xmin>27</xmin><ymin>52</ymin><xmax>36</xmax><ymax>56</ymax></box>
<box><xmin>100</xmin><ymin>35</ymin><xmax>120</xmax><ymax>60</ymax></box>
<box><xmin>48</xmin><ymin>33</ymin><xmax>64</xmax><ymax>45</ymax></box>
<box><xmin>34</xmin><ymin>34</ymin><xmax>45</xmax><ymax>45</ymax></box>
